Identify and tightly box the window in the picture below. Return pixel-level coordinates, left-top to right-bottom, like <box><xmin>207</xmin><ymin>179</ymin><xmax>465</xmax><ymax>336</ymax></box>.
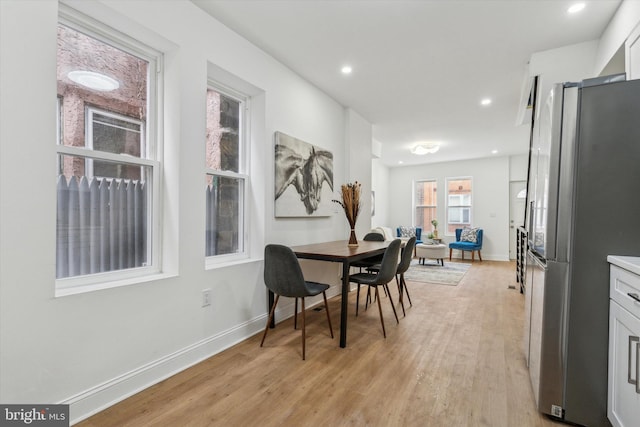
<box><xmin>446</xmin><ymin>177</ymin><xmax>472</xmax><ymax>234</ymax></box>
<box><xmin>55</xmin><ymin>14</ymin><xmax>161</xmax><ymax>287</ymax></box>
<box><xmin>205</xmin><ymin>85</ymin><xmax>248</xmax><ymax>261</ymax></box>
<box><xmin>414</xmin><ymin>180</ymin><xmax>437</xmax><ymax>233</ymax></box>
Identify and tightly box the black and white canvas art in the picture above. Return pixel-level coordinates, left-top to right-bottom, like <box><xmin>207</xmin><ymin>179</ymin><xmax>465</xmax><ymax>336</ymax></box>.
<box><xmin>274</xmin><ymin>131</ymin><xmax>333</xmax><ymax>217</ymax></box>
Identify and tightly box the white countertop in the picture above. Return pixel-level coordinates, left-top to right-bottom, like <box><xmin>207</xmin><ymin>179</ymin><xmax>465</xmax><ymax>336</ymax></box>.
<box><xmin>608</xmin><ymin>255</ymin><xmax>640</xmax><ymax>276</ymax></box>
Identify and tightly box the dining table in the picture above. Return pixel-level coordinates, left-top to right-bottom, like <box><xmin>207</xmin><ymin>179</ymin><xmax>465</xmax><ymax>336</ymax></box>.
<box><xmin>287</xmin><ymin>239</ymin><xmax>391</xmax><ymax>348</ymax></box>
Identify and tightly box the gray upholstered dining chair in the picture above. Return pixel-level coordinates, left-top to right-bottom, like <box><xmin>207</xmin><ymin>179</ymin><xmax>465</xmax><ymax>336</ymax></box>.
<box><xmin>350</xmin><ymin>231</ymin><xmax>385</xmax><ymax>272</ymax></box>
<box><xmin>348</xmin><ymin>239</ymin><xmax>402</xmax><ymax>338</ymax></box>
<box><xmin>394</xmin><ymin>236</ymin><xmax>416</xmax><ymax>315</ymax></box>
<box><xmin>260</xmin><ymin>244</ymin><xmax>334</xmax><ymax>360</ymax></box>
<box><xmin>367</xmin><ymin>236</ymin><xmax>416</xmax><ymax>317</ymax></box>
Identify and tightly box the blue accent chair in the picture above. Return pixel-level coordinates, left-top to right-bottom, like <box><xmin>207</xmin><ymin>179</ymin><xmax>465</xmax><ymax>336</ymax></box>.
<box><xmin>396</xmin><ymin>226</ymin><xmax>423</xmax><ymax>245</ymax></box>
<box><xmin>449</xmin><ymin>228</ymin><xmax>483</xmax><ymax>261</ymax></box>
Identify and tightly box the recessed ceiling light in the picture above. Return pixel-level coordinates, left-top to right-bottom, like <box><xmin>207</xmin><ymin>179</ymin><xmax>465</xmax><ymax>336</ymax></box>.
<box><xmin>341</xmin><ymin>65</ymin><xmax>352</xmax><ymax>75</ymax></box>
<box><xmin>68</xmin><ymin>70</ymin><xmax>119</xmax><ymax>92</ymax></box>
<box><xmin>568</xmin><ymin>3</ymin><xmax>586</xmax><ymax>14</ymax></box>
<box><xmin>491</xmin><ymin>149</ymin><xmax>499</xmax><ymax>154</ymax></box>
<box><xmin>398</xmin><ymin>160</ymin><xmax>404</xmax><ymax>164</ymax></box>
<box><xmin>481</xmin><ymin>98</ymin><xmax>492</xmax><ymax>106</ymax></box>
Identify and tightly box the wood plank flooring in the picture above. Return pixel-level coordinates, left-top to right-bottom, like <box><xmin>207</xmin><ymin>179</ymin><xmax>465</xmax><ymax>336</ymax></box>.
<box><xmin>78</xmin><ymin>260</ymin><xmax>561</xmax><ymax>427</ymax></box>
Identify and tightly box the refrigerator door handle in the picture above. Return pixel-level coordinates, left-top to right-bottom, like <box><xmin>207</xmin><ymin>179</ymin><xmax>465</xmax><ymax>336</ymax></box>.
<box><xmin>628</xmin><ymin>335</ymin><xmax>639</xmax><ymax>386</ymax></box>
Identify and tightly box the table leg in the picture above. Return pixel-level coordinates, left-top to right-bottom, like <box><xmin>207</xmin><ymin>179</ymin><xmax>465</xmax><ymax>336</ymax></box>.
<box><xmin>340</xmin><ymin>261</ymin><xmax>350</xmax><ymax>348</ymax></box>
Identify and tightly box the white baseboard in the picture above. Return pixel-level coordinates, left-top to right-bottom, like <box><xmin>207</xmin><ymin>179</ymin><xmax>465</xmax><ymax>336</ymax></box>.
<box><xmin>449</xmin><ymin>253</ymin><xmax>510</xmax><ymax>262</ymax></box>
<box><xmin>65</xmin><ymin>288</ymin><xmax>342</xmax><ymax>425</ymax></box>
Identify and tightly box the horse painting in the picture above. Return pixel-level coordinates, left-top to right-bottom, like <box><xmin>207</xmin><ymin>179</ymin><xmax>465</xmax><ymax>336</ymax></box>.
<box><xmin>274</xmin><ymin>132</ymin><xmax>333</xmax><ymax>217</ymax></box>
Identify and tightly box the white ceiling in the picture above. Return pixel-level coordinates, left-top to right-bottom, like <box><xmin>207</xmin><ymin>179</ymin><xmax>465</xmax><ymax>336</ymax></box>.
<box><xmin>192</xmin><ymin>0</ymin><xmax>622</xmax><ymax>167</ymax></box>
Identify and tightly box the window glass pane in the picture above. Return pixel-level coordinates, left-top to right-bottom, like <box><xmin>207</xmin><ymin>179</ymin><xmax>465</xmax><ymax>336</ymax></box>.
<box><xmin>447</xmin><ymin>178</ymin><xmax>472</xmax><ymax>233</ymax></box>
<box><xmin>414</xmin><ymin>180</ymin><xmax>437</xmax><ymax>233</ymax></box>
<box><xmin>206</xmin><ymin>89</ymin><xmax>240</xmax><ymax>173</ymax></box>
<box><xmin>56</xmin><ymin>155</ymin><xmax>151</xmax><ymax>279</ymax></box>
<box><xmin>415</xmin><ymin>180</ymin><xmax>436</xmax><ymax>206</ymax></box>
<box><xmin>448</xmin><ymin>207</ymin><xmax>471</xmax><ymax>225</ymax></box>
<box><xmin>57</xmin><ymin>24</ymin><xmax>148</xmax><ymax>150</ymax></box>
<box><xmin>416</xmin><ymin>207</ymin><xmax>436</xmax><ymax>231</ymax></box>
<box><xmin>91</xmin><ymin>111</ymin><xmax>143</xmax><ymax>158</ymax></box>
<box><xmin>206</xmin><ymin>174</ymin><xmax>243</xmax><ymax>256</ymax></box>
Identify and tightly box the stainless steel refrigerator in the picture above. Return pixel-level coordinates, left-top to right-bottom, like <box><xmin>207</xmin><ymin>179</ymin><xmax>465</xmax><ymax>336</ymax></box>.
<box><xmin>524</xmin><ymin>75</ymin><xmax>640</xmax><ymax>426</ymax></box>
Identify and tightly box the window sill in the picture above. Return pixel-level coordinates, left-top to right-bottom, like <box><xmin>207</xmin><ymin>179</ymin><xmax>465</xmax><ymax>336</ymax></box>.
<box><xmin>55</xmin><ymin>271</ymin><xmax>178</xmax><ymax>298</ymax></box>
<box><xmin>205</xmin><ymin>255</ymin><xmax>261</xmax><ymax>271</ymax></box>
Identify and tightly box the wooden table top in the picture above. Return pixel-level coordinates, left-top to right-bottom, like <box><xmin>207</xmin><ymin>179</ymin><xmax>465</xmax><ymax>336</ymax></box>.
<box><xmin>291</xmin><ymin>239</ymin><xmax>391</xmax><ymax>262</ymax></box>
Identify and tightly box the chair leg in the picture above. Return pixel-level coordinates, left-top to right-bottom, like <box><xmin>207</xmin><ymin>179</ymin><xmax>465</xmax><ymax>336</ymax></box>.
<box><xmin>294</xmin><ymin>297</ymin><xmax>298</xmax><ymax>329</ymax></box>
<box><xmin>401</xmin><ymin>273</ymin><xmax>412</xmax><ymax>307</ymax></box>
<box><xmin>395</xmin><ymin>274</ymin><xmax>406</xmax><ymax>316</ymax></box>
<box><xmin>385</xmin><ymin>283</ymin><xmax>399</xmax><ymax>324</ymax></box>
<box><xmin>356</xmin><ymin>283</ymin><xmax>361</xmax><ymax>316</ymax></box>
<box><xmin>449</xmin><ymin>248</ymin><xmax>453</xmax><ymax>261</ymax></box>
<box><xmin>301</xmin><ymin>298</ymin><xmax>306</xmax><ymax>360</ymax></box>
<box><xmin>322</xmin><ymin>291</ymin><xmax>334</xmax><ymax>338</ymax></box>
<box><xmin>478</xmin><ymin>250</ymin><xmax>483</xmax><ymax>261</ymax></box>
<box><xmin>261</xmin><ymin>294</ymin><xmax>280</xmax><ymax>347</ymax></box>
<box><xmin>374</xmin><ymin>286</ymin><xmax>386</xmax><ymax>338</ymax></box>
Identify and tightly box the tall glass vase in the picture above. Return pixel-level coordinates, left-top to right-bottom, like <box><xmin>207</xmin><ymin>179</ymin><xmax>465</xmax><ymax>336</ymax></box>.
<box><xmin>348</xmin><ymin>229</ymin><xmax>358</xmax><ymax>247</ymax></box>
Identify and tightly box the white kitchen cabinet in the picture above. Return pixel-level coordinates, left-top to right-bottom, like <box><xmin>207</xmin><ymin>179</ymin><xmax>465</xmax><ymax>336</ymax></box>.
<box><xmin>607</xmin><ymin>257</ymin><xmax>640</xmax><ymax>427</ymax></box>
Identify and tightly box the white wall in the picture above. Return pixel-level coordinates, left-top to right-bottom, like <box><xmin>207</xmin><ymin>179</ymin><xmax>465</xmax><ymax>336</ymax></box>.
<box><xmin>595</xmin><ymin>0</ymin><xmax>640</xmax><ymax>75</ymax></box>
<box><xmin>529</xmin><ymin>40</ymin><xmax>599</xmax><ymax>108</ymax></box>
<box><xmin>371</xmin><ymin>158</ymin><xmax>390</xmax><ymax>228</ymax></box>
<box><xmin>0</xmin><ymin>0</ymin><xmax>373</xmax><ymax>423</ymax></box>
<box><xmin>386</xmin><ymin>156</ymin><xmax>512</xmax><ymax>261</ymax></box>
<box><xmin>345</xmin><ymin>108</ymin><xmax>374</xmax><ymax>238</ymax></box>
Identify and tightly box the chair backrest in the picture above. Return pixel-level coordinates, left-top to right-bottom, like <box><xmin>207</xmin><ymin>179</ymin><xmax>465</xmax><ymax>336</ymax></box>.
<box><xmin>455</xmin><ymin>228</ymin><xmax>483</xmax><ymax>247</ymax></box>
<box><xmin>396</xmin><ymin>236</ymin><xmax>416</xmax><ymax>275</ymax></box>
<box><xmin>414</xmin><ymin>227</ymin><xmax>422</xmax><ymax>240</ymax></box>
<box><xmin>397</xmin><ymin>226</ymin><xmax>422</xmax><ymax>240</ymax></box>
<box><xmin>363</xmin><ymin>232</ymin><xmax>385</xmax><ymax>242</ymax></box>
<box><xmin>264</xmin><ymin>244</ymin><xmax>309</xmax><ymax>298</ymax></box>
<box><xmin>371</xmin><ymin>239</ymin><xmax>402</xmax><ymax>285</ymax></box>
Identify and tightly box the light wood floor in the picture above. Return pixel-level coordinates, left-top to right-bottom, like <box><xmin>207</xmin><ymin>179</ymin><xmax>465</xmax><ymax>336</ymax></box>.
<box><xmin>78</xmin><ymin>260</ymin><xmax>561</xmax><ymax>427</ymax></box>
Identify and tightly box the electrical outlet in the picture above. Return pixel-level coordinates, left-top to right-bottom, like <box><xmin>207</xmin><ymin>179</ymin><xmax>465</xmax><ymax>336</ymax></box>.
<box><xmin>202</xmin><ymin>289</ymin><xmax>211</xmax><ymax>307</ymax></box>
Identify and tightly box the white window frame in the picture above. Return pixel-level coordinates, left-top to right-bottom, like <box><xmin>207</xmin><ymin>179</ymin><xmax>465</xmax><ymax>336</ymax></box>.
<box><xmin>55</xmin><ymin>7</ymin><xmax>164</xmax><ymax>294</ymax></box>
<box><xmin>445</xmin><ymin>176</ymin><xmax>473</xmax><ymax>236</ymax></box>
<box><xmin>205</xmin><ymin>82</ymin><xmax>250</xmax><ymax>267</ymax></box>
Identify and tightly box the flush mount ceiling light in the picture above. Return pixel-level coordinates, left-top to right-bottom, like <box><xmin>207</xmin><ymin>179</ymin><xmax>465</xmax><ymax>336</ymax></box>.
<box><xmin>68</xmin><ymin>70</ymin><xmax>120</xmax><ymax>92</ymax></box>
<box><xmin>568</xmin><ymin>2</ymin><xmax>586</xmax><ymax>14</ymax></box>
<box><xmin>341</xmin><ymin>65</ymin><xmax>353</xmax><ymax>75</ymax></box>
<box><xmin>481</xmin><ymin>98</ymin><xmax>492</xmax><ymax>106</ymax></box>
<box><xmin>411</xmin><ymin>143</ymin><xmax>440</xmax><ymax>155</ymax></box>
